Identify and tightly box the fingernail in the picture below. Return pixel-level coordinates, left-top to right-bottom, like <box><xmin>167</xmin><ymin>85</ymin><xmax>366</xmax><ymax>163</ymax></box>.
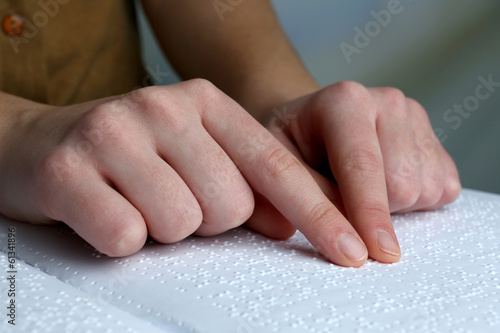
<box><xmin>338</xmin><ymin>233</ymin><xmax>367</xmax><ymax>262</ymax></box>
<box><xmin>377</xmin><ymin>230</ymin><xmax>401</xmax><ymax>256</ymax></box>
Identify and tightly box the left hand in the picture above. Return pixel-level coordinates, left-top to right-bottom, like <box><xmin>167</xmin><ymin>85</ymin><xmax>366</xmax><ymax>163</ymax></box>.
<box><xmin>245</xmin><ymin>81</ymin><xmax>461</xmax><ymax>264</ymax></box>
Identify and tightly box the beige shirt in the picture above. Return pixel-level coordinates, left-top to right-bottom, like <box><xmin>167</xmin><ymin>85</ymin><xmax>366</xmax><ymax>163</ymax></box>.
<box><xmin>0</xmin><ymin>0</ymin><xmax>145</xmax><ymax>106</ymax></box>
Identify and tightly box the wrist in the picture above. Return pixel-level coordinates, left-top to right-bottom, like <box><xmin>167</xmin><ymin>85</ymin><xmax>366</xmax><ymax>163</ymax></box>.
<box><xmin>0</xmin><ymin>94</ymin><xmax>54</xmax><ymax>219</ymax></box>
<box><xmin>0</xmin><ymin>93</ymin><xmax>54</xmax><ymax>175</ymax></box>
<box><xmin>0</xmin><ymin>94</ymin><xmax>50</xmax><ymax>147</ymax></box>
<box><xmin>234</xmin><ymin>76</ymin><xmax>320</xmax><ymax>123</ymax></box>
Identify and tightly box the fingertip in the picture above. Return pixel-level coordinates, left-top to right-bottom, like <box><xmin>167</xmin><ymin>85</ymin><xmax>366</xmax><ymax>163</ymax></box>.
<box><xmin>100</xmin><ymin>217</ymin><xmax>148</xmax><ymax>257</ymax></box>
<box><xmin>102</xmin><ymin>233</ymin><xmax>147</xmax><ymax>258</ymax></box>
<box><xmin>366</xmin><ymin>229</ymin><xmax>401</xmax><ymax>264</ymax></box>
<box><xmin>370</xmin><ymin>252</ymin><xmax>401</xmax><ymax>264</ymax></box>
<box><xmin>336</xmin><ymin>233</ymin><xmax>368</xmax><ymax>266</ymax></box>
<box><xmin>314</xmin><ymin>231</ymin><xmax>368</xmax><ymax>268</ymax></box>
<box><xmin>348</xmin><ymin>259</ymin><xmax>368</xmax><ymax>268</ymax></box>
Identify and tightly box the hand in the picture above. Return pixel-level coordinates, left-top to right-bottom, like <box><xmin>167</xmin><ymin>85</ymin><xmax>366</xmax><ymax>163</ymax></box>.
<box><xmin>2</xmin><ymin>79</ymin><xmax>258</xmax><ymax>255</ymax></box>
<box><xmin>0</xmin><ymin>79</ymin><xmax>377</xmax><ymax>266</ymax></box>
<box><xmin>245</xmin><ymin>81</ymin><xmax>461</xmax><ymax>265</ymax></box>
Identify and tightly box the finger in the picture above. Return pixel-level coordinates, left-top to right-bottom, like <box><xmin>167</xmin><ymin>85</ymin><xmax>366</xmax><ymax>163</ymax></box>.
<box><xmin>396</xmin><ymin>99</ymin><xmax>445</xmax><ymax>212</ymax></box>
<box><xmin>244</xmin><ymin>191</ymin><xmax>297</xmax><ymax>240</ymax></box>
<box><xmin>181</xmin><ymin>81</ymin><xmax>368</xmax><ymax>267</ymax></box>
<box><xmin>370</xmin><ymin>88</ymin><xmax>421</xmax><ymax>212</ymax></box>
<box><xmin>154</xmin><ymin>119</ymin><xmax>254</xmax><ymax>237</ymax></box>
<box><xmin>420</xmin><ymin>143</ymin><xmax>461</xmax><ymax>210</ymax></box>
<box><xmin>101</xmin><ymin>145</ymin><xmax>203</xmax><ymax>244</ymax></box>
<box><xmin>245</xmin><ymin>131</ymin><xmax>346</xmax><ymax>240</ymax></box>
<box><xmin>45</xmin><ymin>168</ymin><xmax>147</xmax><ymax>257</ymax></box>
<box><xmin>245</xmin><ymin>164</ymin><xmax>348</xmax><ymax>235</ymax></box>
<box><xmin>317</xmin><ymin>83</ymin><xmax>401</xmax><ymax>263</ymax></box>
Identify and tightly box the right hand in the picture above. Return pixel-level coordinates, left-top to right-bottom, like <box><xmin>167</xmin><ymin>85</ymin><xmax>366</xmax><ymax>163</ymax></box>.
<box><xmin>0</xmin><ymin>79</ymin><xmax>367</xmax><ymax>266</ymax></box>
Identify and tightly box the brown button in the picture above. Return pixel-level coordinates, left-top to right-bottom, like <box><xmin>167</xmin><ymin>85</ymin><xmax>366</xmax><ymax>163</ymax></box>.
<box><xmin>2</xmin><ymin>14</ymin><xmax>25</xmax><ymax>37</ymax></box>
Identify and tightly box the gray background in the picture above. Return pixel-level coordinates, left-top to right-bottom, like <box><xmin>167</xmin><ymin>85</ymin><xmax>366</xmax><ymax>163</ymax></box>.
<box><xmin>135</xmin><ymin>0</ymin><xmax>500</xmax><ymax>194</ymax></box>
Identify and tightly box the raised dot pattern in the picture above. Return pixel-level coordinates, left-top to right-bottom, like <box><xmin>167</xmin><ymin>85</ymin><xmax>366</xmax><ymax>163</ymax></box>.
<box><xmin>0</xmin><ymin>189</ymin><xmax>499</xmax><ymax>332</ymax></box>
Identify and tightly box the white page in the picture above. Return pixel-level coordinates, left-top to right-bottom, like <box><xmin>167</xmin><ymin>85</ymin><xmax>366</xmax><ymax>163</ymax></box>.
<box><xmin>0</xmin><ymin>252</ymin><xmax>175</xmax><ymax>333</ymax></box>
<box><xmin>1</xmin><ymin>189</ymin><xmax>499</xmax><ymax>332</ymax></box>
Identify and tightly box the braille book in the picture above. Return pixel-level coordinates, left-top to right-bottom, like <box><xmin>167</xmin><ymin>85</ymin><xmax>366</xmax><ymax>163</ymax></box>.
<box><xmin>1</xmin><ymin>189</ymin><xmax>499</xmax><ymax>332</ymax></box>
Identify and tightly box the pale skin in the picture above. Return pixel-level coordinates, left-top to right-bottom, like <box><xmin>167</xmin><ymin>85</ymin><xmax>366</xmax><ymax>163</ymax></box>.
<box><xmin>0</xmin><ymin>0</ymin><xmax>461</xmax><ymax>267</ymax></box>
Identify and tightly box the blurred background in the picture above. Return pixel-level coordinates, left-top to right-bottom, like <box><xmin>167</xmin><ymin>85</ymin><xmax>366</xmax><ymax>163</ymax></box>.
<box><xmin>135</xmin><ymin>0</ymin><xmax>500</xmax><ymax>194</ymax></box>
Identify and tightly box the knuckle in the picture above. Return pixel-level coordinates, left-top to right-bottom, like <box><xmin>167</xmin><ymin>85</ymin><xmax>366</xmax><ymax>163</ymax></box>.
<box><xmin>304</xmin><ymin>201</ymin><xmax>339</xmax><ymax>232</ymax></box>
<box><xmin>187</xmin><ymin>78</ymin><xmax>221</xmax><ymax>101</ymax></box>
<box><xmin>406</xmin><ymin>97</ymin><xmax>426</xmax><ymax>113</ymax></box>
<box><xmin>223</xmin><ymin>187</ymin><xmax>255</xmax><ymax>227</ymax></box>
<box><xmin>78</xmin><ymin>105</ymin><xmax>130</xmax><ymax>145</ymax></box>
<box><xmin>406</xmin><ymin>97</ymin><xmax>422</xmax><ymax>110</ymax></box>
<box><xmin>331</xmin><ymin>80</ymin><xmax>367</xmax><ymax>98</ymax></box>
<box><xmin>152</xmin><ymin>200</ymin><xmax>203</xmax><ymax>244</ymax></box>
<box><xmin>173</xmin><ymin>203</ymin><xmax>204</xmax><ymax>238</ymax></box>
<box><xmin>263</xmin><ymin>146</ymin><xmax>303</xmax><ymax>180</ymax></box>
<box><xmin>381</xmin><ymin>87</ymin><xmax>406</xmax><ymax>108</ymax></box>
<box><xmin>125</xmin><ymin>86</ymin><xmax>193</xmax><ymax>136</ymax></box>
<box><xmin>343</xmin><ymin>149</ymin><xmax>382</xmax><ymax>174</ymax></box>
<box><xmin>186</xmin><ymin>78</ymin><xmax>229</xmax><ymax>113</ymax></box>
<box><xmin>125</xmin><ymin>85</ymin><xmax>167</xmax><ymax>105</ymax></box>
<box><xmin>357</xmin><ymin>200</ymin><xmax>390</xmax><ymax>226</ymax></box>
<box><xmin>408</xmin><ymin>98</ymin><xmax>430</xmax><ymax>121</ymax></box>
<box><xmin>196</xmin><ymin>172</ymin><xmax>255</xmax><ymax>233</ymax></box>
<box><xmin>387</xmin><ymin>176</ymin><xmax>421</xmax><ymax>210</ymax></box>
<box><xmin>314</xmin><ymin>81</ymin><xmax>368</xmax><ymax>107</ymax></box>
<box><xmin>124</xmin><ymin>86</ymin><xmax>152</xmax><ymax>105</ymax></box>
<box><xmin>419</xmin><ymin>174</ymin><xmax>445</xmax><ymax>206</ymax></box>
<box><xmin>186</xmin><ymin>78</ymin><xmax>218</xmax><ymax>95</ymax></box>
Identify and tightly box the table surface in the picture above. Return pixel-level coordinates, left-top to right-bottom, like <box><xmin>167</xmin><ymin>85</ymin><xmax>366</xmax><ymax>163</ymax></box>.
<box><xmin>1</xmin><ymin>189</ymin><xmax>499</xmax><ymax>333</ymax></box>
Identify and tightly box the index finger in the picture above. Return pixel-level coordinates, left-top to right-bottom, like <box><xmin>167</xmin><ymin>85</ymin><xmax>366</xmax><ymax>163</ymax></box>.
<box><xmin>316</xmin><ymin>83</ymin><xmax>401</xmax><ymax>263</ymax></box>
<box><xmin>176</xmin><ymin>81</ymin><xmax>368</xmax><ymax>267</ymax></box>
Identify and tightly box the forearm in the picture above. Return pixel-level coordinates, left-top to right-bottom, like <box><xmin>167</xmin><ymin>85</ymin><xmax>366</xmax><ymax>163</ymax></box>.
<box><xmin>141</xmin><ymin>0</ymin><xmax>320</xmax><ymax>121</ymax></box>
